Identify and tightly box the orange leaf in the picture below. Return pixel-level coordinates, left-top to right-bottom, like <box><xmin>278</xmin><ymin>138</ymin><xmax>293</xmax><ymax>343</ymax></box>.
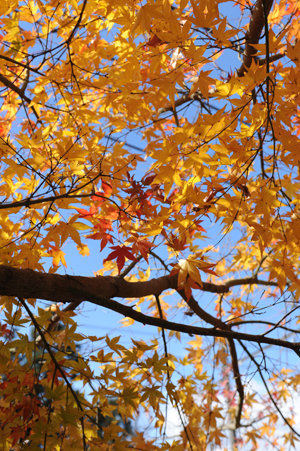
<box><xmin>75</xmin><ymin>204</ymin><xmax>97</xmax><ymax>218</ymax></box>
<box><xmin>48</xmin><ymin>245</ymin><xmax>67</xmax><ymax>268</ymax></box>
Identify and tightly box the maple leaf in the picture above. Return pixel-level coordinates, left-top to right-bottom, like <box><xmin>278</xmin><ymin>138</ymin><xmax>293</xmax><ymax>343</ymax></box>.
<box><xmin>123</xmin><ymin>176</ymin><xmax>144</xmax><ymax>198</ymax></box>
<box><xmin>91</xmin><ymin>191</ymin><xmax>106</xmax><ymax>205</ymax></box>
<box><xmin>88</xmin><ymin>230</ymin><xmax>114</xmax><ymax>250</ymax></box>
<box><xmin>11</xmin><ymin>425</ymin><xmax>24</xmax><ymax>447</ymax></box>
<box><xmin>102</xmin><ymin>179</ymin><xmax>112</xmax><ymax>196</ymax></box>
<box><xmin>104</xmin><ymin>245</ymin><xmax>137</xmax><ymax>273</ymax></box>
<box><xmin>87</xmin><ymin>218</ymin><xmax>114</xmax><ymax>250</ymax></box>
<box><xmin>132</xmin><ymin>237</ymin><xmax>155</xmax><ymax>263</ymax></box>
<box><xmin>176</xmin><ymin>257</ymin><xmax>203</xmax><ymax>288</ymax></box>
<box><xmin>48</xmin><ymin>244</ymin><xmax>67</xmax><ymax>268</ymax></box>
<box><xmin>21</xmin><ymin>395</ymin><xmax>41</xmax><ymax>421</ymax></box>
<box><xmin>142</xmin><ymin>172</ymin><xmax>156</xmax><ymax>186</ymax></box>
<box><xmin>200</xmin><ymin>261</ymin><xmax>219</xmax><ymax>276</ymax></box>
<box><xmin>75</xmin><ymin>204</ymin><xmax>97</xmax><ymax>218</ymax></box>
<box><xmin>170</xmin><ymin>235</ymin><xmax>188</xmax><ymax>252</ymax></box>
<box><xmin>172</xmin><ymin>254</ymin><xmax>218</xmax><ymax>290</ymax></box>
<box><xmin>95</xmin><ymin>218</ymin><xmax>113</xmax><ymax>231</ymax></box>
<box><xmin>145</xmin><ymin>35</ymin><xmax>163</xmax><ymax>47</ymax></box>
<box><xmin>0</xmin><ymin>322</ymin><xmax>12</xmax><ymax>339</ymax></box>
<box><xmin>46</xmin><ymin>360</ymin><xmax>68</xmax><ymax>386</ymax></box>
<box><xmin>194</xmin><ymin>220</ymin><xmax>207</xmax><ymax>233</ymax></box>
<box><xmin>77</xmin><ymin>244</ymin><xmax>90</xmax><ymax>256</ymax></box>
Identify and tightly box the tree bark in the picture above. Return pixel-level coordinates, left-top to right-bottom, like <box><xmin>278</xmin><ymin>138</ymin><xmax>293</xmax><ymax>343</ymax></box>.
<box><xmin>0</xmin><ymin>264</ymin><xmax>230</xmax><ymax>303</ymax></box>
<box><xmin>237</xmin><ymin>0</ymin><xmax>274</xmax><ymax>77</ymax></box>
<box><xmin>0</xmin><ymin>265</ymin><xmax>279</xmax><ymax>305</ymax></box>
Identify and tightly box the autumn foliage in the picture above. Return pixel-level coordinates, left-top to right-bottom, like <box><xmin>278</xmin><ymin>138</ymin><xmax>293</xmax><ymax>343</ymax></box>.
<box><xmin>1</xmin><ymin>0</ymin><xmax>300</xmax><ymax>449</ymax></box>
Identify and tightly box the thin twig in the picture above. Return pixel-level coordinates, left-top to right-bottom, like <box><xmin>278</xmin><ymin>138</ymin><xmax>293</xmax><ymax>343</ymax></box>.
<box><xmin>239</xmin><ymin>340</ymin><xmax>300</xmax><ymax>437</ymax></box>
<box><xmin>19</xmin><ymin>297</ymin><xmax>84</xmax><ymax>411</ymax></box>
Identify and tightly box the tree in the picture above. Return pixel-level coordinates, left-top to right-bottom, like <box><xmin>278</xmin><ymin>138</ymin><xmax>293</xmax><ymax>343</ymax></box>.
<box><xmin>0</xmin><ymin>0</ymin><xmax>300</xmax><ymax>448</ymax></box>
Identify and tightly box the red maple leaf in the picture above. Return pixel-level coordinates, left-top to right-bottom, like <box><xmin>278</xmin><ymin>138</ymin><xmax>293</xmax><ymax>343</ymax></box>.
<box><xmin>0</xmin><ymin>323</ymin><xmax>13</xmax><ymax>339</ymax></box>
<box><xmin>145</xmin><ymin>35</ymin><xmax>164</xmax><ymax>47</ymax></box>
<box><xmin>142</xmin><ymin>172</ymin><xmax>156</xmax><ymax>186</ymax></box>
<box><xmin>132</xmin><ymin>238</ymin><xmax>155</xmax><ymax>263</ymax></box>
<box><xmin>21</xmin><ymin>395</ymin><xmax>41</xmax><ymax>421</ymax></box>
<box><xmin>87</xmin><ymin>219</ymin><xmax>114</xmax><ymax>249</ymax></box>
<box><xmin>11</xmin><ymin>425</ymin><xmax>24</xmax><ymax>447</ymax></box>
<box><xmin>87</xmin><ymin>230</ymin><xmax>114</xmax><ymax>251</ymax></box>
<box><xmin>104</xmin><ymin>245</ymin><xmax>137</xmax><ymax>273</ymax></box>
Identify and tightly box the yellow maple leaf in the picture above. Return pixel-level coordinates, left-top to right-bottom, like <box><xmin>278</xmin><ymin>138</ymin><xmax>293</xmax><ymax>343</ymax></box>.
<box><xmin>48</xmin><ymin>245</ymin><xmax>67</xmax><ymax>268</ymax></box>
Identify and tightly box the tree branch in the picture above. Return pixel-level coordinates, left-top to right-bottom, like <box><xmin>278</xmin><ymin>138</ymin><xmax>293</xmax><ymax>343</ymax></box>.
<box><xmin>0</xmin><ymin>55</ymin><xmax>44</xmax><ymax>75</ymax></box>
<box><xmin>0</xmin><ymin>265</ymin><xmax>299</xmax><ymax>352</ymax></box>
<box><xmin>236</xmin><ymin>0</ymin><xmax>274</xmax><ymax>77</ymax></box>
<box><xmin>154</xmin><ymin>0</ymin><xmax>277</xmax><ymax>120</ymax></box>
<box><xmin>228</xmin><ymin>338</ymin><xmax>244</xmax><ymax>429</ymax></box>
<box><xmin>0</xmin><ymin>72</ymin><xmax>32</xmax><ymax>103</ymax></box>
<box><xmin>0</xmin><ymin>265</ymin><xmax>280</xmax><ymax>306</ymax></box>
<box><xmin>239</xmin><ymin>340</ymin><xmax>300</xmax><ymax>437</ymax></box>
<box><xmin>0</xmin><ymin>72</ymin><xmax>39</xmax><ymax>119</ymax></box>
<box><xmin>19</xmin><ymin>297</ymin><xmax>84</xmax><ymax>411</ymax></box>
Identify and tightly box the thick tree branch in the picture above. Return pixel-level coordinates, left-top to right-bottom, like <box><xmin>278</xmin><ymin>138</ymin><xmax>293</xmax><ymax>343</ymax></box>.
<box><xmin>0</xmin><ymin>265</ymin><xmax>177</xmax><ymax>301</ymax></box>
<box><xmin>0</xmin><ymin>265</ymin><xmax>279</xmax><ymax>304</ymax></box>
<box><xmin>154</xmin><ymin>0</ymin><xmax>277</xmax><ymax>119</ymax></box>
<box><xmin>225</xmin><ymin>276</ymin><xmax>277</xmax><ymax>289</ymax></box>
<box><xmin>236</xmin><ymin>0</ymin><xmax>274</xmax><ymax>76</ymax></box>
<box><xmin>0</xmin><ymin>265</ymin><xmax>299</xmax><ymax>352</ymax></box>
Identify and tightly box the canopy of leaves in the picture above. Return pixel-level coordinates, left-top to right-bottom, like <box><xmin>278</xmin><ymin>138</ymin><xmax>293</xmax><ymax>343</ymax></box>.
<box><xmin>1</xmin><ymin>0</ymin><xmax>300</xmax><ymax>449</ymax></box>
